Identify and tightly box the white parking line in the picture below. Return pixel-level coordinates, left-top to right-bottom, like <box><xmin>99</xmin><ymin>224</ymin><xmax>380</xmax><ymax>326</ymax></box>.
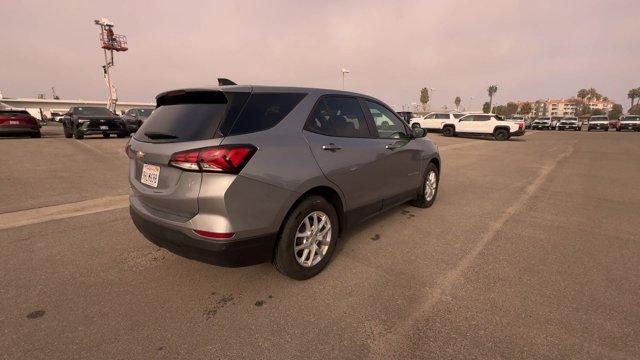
<box><xmin>0</xmin><ymin>195</ymin><xmax>129</xmax><ymax>231</ymax></box>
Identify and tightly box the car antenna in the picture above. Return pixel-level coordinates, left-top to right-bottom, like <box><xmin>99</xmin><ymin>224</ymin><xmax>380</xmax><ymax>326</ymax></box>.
<box><xmin>218</xmin><ymin>78</ymin><xmax>237</xmax><ymax>86</ymax></box>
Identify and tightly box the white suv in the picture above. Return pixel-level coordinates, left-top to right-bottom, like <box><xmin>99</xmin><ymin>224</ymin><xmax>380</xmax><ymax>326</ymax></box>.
<box><xmin>441</xmin><ymin>113</ymin><xmax>525</xmax><ymax>141</ymax></box>
<box><xmin>410</xmin><ymin>112</ymin><xmax>464</xmax><ymax>131</ymax></box>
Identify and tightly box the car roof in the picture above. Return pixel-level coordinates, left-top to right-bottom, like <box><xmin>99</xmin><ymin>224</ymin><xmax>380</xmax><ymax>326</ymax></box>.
<box><xmin>155</xmin><ymin>85</ymin><xmax>382</xmax><ymax>102</ymax></box>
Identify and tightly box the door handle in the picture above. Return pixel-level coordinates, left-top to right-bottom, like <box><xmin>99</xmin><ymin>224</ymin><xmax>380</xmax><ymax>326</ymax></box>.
<box><xmin>385</xmin><ymin>143</ymin><xmax>401</xmax><ymax>150</ymax></box>
<box><xmin>322</xmin><ymin>143</ymin><xmax>342</xmax><ymax>151</ymax></box>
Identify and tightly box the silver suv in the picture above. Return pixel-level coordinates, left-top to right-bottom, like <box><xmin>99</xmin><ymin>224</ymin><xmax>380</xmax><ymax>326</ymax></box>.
<box><xmin>127</xmin><ymin>85</ymin><xmax>441</xmax><ymax>279</ymax></box>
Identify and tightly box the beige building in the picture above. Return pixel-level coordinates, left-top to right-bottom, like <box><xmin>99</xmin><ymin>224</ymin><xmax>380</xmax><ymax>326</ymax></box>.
<box><xmin>517</xmin><ymin>98</ymin><xmax>614</xmax><ymax>117</ymax></box>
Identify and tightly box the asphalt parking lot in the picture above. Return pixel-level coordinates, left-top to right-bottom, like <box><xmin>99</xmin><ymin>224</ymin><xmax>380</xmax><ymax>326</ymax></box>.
<box><xmin>1</xmin><ymin>124</ymin><xmax>639</xmax><ymax>359</ymax></box>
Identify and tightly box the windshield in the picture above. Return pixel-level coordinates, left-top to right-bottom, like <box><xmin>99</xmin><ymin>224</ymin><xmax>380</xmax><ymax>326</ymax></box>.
<box><xmin>535</xmin><ymin>119</ymin><xmax>550</xmax><ymax>122</ymax></box>
<box><xmin>621</xmin><ymin>116</ymin><xmax>640</xmax><ymax>121</ymax></box>
<box><xmin>562</xmin><ymin>118</ymin><xmax>577</xmax><ymax>121</ymax></box>
<box><xmin>137</xmin><ymin>109</ymin><xmax>154</xmax><ymax>117</ymax></box>
<box><xmin>73</xmin><ymin>107</ymin><xmax>114</xmax><ymax>116</ymax></box>
<box><xmin>590</xmin><ymin>116</ymin><xmax>608</xmax><ymax>121</ymax></box>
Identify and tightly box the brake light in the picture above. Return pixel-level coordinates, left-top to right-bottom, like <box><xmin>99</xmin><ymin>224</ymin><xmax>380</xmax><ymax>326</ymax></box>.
<box><xmin>169</xmin><ymin>145</ymin><xmax>256</xmax><ymax>174</ymax></box>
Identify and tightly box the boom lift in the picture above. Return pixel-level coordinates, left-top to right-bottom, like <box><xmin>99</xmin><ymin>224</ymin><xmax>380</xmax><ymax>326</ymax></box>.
<box><xmin>94</xmin><ymin>18</ymin><xmax>128</xmax><ymax>112</ymax></box>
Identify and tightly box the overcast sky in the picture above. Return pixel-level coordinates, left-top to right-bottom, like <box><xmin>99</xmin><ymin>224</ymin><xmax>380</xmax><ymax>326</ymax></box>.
<box><xmin>1</xmin><ymin>0</ymin><xmax>638</xmax><ymax>110</ymax></box>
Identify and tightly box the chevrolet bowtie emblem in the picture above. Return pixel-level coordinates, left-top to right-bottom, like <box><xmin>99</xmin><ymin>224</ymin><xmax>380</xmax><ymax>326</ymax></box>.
<box><xmin>136</xmin><ymin>151</ymin><xmax>145</xmax><ymax>159</ymax></box>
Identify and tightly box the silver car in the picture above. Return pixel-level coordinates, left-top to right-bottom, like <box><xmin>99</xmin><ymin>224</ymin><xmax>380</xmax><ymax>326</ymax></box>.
<box><xmin>127</xmin><ymin>85</ymin><xmax>441</xmax><ymax>279</ymax></box>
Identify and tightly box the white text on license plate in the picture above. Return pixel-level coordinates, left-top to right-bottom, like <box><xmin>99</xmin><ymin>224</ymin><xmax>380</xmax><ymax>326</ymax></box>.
<box><xmin>141</xmin><ymin>164</ymin><xmax>160</xmax><ymax>188</ymax></box>
<box><xmin>9</xmin><ymin>120</ymin><xmax>19</xmax><ymax>125</ymax></box>
<box><xmin>100</xmin><ymin>125</ymin><xmax>109</xmax><ymax>130</ymax></box>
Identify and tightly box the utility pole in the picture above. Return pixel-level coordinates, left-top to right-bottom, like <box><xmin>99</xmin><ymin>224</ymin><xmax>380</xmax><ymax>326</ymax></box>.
<box><xmin>341</xmin><ymin>68</ymin><xmax>350</xmax><ymax>90</ymax></box>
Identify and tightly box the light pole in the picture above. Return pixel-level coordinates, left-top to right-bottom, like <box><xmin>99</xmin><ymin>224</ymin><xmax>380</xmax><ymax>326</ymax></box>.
<box><xmin>341</xmin><ymin>68</ymin><xmax>351</xmax><ymax>90</ymax></box>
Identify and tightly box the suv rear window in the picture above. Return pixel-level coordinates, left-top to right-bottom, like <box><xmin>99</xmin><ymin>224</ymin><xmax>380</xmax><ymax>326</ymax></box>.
<box><xmin>135</xmin><ymin>91</ymin><xmax>248</xmax><ymax>143</ymax></box>
<box><xmin>224</xmin><ymin>93</ymin><xmax>306</xmax><ymax>136</ymax></box>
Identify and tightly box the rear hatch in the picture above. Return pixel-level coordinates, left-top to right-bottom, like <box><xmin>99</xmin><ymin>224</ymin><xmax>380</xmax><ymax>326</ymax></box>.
<box><xmin>0</xmin><ymin>111</ymin><xmax>38</xmax><ymax>128</ymax></box>
<box><xmin>128</xmin><ymin>89</ymin><xmax>250</xmax><ymax>220</ymax></box>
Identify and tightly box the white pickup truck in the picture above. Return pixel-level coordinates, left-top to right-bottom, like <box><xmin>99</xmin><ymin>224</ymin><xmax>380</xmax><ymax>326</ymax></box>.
<box><xmin>616</xmin><ymin>115</ymin><xmax>640</xmax><ymax>132</ymax></box>
<box><xmin>410</xmin><ymin>112</ymin><xmax>464</xmax><ymax>131</ymax></box>
<box><xmin>440</xmin><ymin>113</ymin><xmax>525</xmax><ymax>141</ymax></box>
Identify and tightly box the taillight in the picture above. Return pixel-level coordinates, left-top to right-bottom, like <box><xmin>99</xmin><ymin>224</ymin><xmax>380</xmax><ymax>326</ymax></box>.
<box><xmin>169</xmin><ymin>145</ymin><xmax>256</xmax><ymax>174</ymax></box>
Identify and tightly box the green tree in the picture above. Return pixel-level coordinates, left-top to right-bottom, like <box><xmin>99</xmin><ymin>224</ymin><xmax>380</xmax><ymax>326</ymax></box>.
<box><xmin>608</xmin><ymin>104</ymin><xmax>623</xmax><ymax>120</ymax></box>
<box><xmin>487</xmin><ymin>85</ymin><xmax>498</xmax><ymax>110</ymax></box>
<box><xmin>505</xmin><ymin>102</ymin><xmax>518</xmax><ymax>117</ymax></box>
<box><xmin>591</xmin><ymin>109</ymin><xmax>605</xmax><ymax>116</ymax></box>
<box><xmin>482</xmin><ymin>101</ymin><xmax>491</xmax><ymax>114</ymax></box>
<box><xmin>420</xmin><ymin>88</ymin><xmax>430</xmax><ymax>111</ymax></box>
<box><xmin>519</xmin><ymin>102</ymin><xmax>533</xmax><ymax>115</ymax></box>
<box><xmin>493</xmin><ymin>105</ymin><xmax>507</xmax><ymax>116</ymax></box>
<box><xmin>577</xmin><ymin>88</ymin><xmax>589</xmax><ymax>102</ymax></box>
<box><xmin>454</xmin><ymin>96</ymin><xmax>461</xmax><ymax>111</ymax></box>
<box><xmin>629</xmin><ymin>104</ymin><xmax>640</xmax><ymax>115</ymax></box>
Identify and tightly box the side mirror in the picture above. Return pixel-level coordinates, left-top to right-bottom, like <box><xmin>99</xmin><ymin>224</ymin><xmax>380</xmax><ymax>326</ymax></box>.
<box><xmin>412</xmin><ymin>127</ymin><xmax>427</xmax><ymax>138</ymax></box>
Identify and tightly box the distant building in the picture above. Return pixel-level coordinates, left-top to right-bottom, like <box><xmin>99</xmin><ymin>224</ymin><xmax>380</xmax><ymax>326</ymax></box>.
<box><xmin>517</xmin><ymin>98</ymin><xmax>614</xmax><ymax>117</ymax></box>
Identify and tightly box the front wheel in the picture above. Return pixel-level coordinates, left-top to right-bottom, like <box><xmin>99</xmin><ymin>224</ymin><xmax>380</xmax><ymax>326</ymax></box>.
<box><xmin>73</xmin><ymin>128</ymin><xmax>84</xmax><ymax>139</ymax></box>
<box><xmin>411</xmin><ymin>162</ymin><xmax>439</xmax><ymax>208</ymax></box>
<box><xmin>63</xmin><ymin>124</ymin><xmax>73</xmax><ymax>138</ymax></box>
<box><xmin>493</xmin><ymin>128</ymin><xmax>509</xmax><ymax>141</ymax></box>
<box><xmin>274</xmin><ymin>196</ymin><xmax>339</xmax><ymax>280</ymax></box>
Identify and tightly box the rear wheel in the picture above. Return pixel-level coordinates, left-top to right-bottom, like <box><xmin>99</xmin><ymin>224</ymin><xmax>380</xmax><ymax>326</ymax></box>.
<box><xmin>102</xmin><ymin>133</ymin><xmax>111</xmax><ymax>138</ymax></box>
<box><xmin>274</xmin><ymin>196</ymin><xmax>339</xmax><ymax>280</ymax></box>
<box><xmin>442</xmin><ymin>126</ymin><xmax>455</xmax><ymax>137</ymax></box>
<box><xmin>31</xmin><ymin>131</ymin><xmax>41</xmax><ymax>138</ymax></box>
<box><xmin>63</xmin><ymin>124</ymin><xmax>73</xmax><ymax>138</ymax></box>
<box><xmin>411</xmin><ymin>162</ymin><xmax>439</xmax><ymax>208</ymax></box>
<box><xmin>493</xmin><ymin>128</ymin><xmax>509</xmax><ymax>141</ymax></box>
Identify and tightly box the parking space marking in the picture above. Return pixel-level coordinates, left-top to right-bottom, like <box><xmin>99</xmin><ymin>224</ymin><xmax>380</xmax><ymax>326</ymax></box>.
<box><xmin>0</xmin><ymin>195</ymin><xmax>129</xmax><ymax>231</ymax></box>
<box><xmin>438</xmin><ymin>131</ymin><xmax>534</xmax><ymax>152</ymax></box>
<box><xmin>372</xmin><ymin>136</ymin><xmax>578</xmax><ymax>358</ymax></box>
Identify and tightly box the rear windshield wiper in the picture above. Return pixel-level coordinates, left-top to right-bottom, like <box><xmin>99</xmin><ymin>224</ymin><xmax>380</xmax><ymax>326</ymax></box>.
<box><xmin>144</xmin><ymin>132</ymin><xmax>178</xmax><ymax>140</ymax></box>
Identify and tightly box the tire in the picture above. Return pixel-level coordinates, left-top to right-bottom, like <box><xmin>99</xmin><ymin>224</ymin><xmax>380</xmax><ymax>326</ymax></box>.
<box><xmin>442</xmin><ymin>126</ymin><xmax>454</xmax><ymax>137</ymax></box>
<box><xmin>103</xmin><ymin>133</ymin><xmax>111</xmax><ymax>138</ymax></box>
<box><xmin>63</xmin><ymin>124</ymin><xmax>73</xmax><ymax>138</ymax></box>
<box><xmin>411</xmin><ymin>162</ymin><xmax>439</xmax><ymax>209</ymax></box>
<box><xmin>31</xmin><ymin>131</ymin><xmax>42</xmax><ymax>138</ymax></box>
<box><xmin>587</xmin><ymin>128</ymin><xmax>591</xmax><ymax>132</ymax></box>
<box><xmin>493</xmin><ymin>128</ymin><xmax>509</xmax><ymax>141</ymax></box>
<box><xmin>274</xmin><ymin>196</ymin><xmax>339</xmax><ymax>280</ymax></box>
<box><xmin>604</xmin><ymin>128</ymin><xmax>608</xmax><ymax>132</ymax></box>
<box><xmin>73</xmin><ymin>128</ymin><xmax>84</xmax><ymax>139</ymax></box>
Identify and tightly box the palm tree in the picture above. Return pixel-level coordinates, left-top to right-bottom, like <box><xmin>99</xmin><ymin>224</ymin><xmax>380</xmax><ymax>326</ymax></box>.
<box><xmin>487</xmin><ymin>85</ymin><xmax>498</xmax><ymax>111</ymax></box>
<box><xmin>628</xmin><ymin>89</ymin><xmax>636</xmax><ymax>109</ymax></box>
<box><xmin>454</xmin><ymin>96</ymin><xmax>461</xmax><ymax>111</ymax></box>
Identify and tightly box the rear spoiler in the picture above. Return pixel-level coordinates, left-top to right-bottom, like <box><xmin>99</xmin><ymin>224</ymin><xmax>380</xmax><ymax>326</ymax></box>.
<box><xmin>218</xmin><ymin>78</ymin><xmax>236</xmax><ymax>86</ymax></box>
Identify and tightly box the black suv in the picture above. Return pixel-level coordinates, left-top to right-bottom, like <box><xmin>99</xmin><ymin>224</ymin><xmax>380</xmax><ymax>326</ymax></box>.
<box><xmin>122</xmin><ymin>108</ymin><xmax>154</xmax><ymax>133</ymax></box>
<box><xmin>62</xmin><ymin>107</ymin><xmax>128</xmax><ymax>139</ymax></box>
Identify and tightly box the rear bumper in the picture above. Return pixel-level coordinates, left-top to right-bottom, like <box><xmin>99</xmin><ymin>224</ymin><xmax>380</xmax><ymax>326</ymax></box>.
<box><xmin>531</xmin><ymin>125</ymin><xmax>551</xmax><ymax>130</ymax></box>
<box><xmin>130</xmin><ymin>202</ymin><xmax>276</xmax><ymax>267</ymax></box>
<box><xmin>588</xmin><ymin>124</ymin><xmax>608</xmax><ymax>130</ymax></box>
<box><xmin>0</xmin><ymin>126</ymin><xmax>40</xmax><ymax>135</ymax></box>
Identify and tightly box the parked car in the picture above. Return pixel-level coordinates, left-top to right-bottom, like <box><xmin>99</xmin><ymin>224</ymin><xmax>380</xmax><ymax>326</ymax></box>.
<box><xmin>410</xmin><ymin>112</ymin><xmax>464</xmax><ymax>131</ymax></box>
<box><xmin>550</xmin><ymin>116</ymin><xmax>563</xmax><ymax>129</ymax></box>
<box><xmin>62</xmin><ymin>106</ymin><xmax>128</xmax><ymax>139</ymax></box>
<box><xmin>396</xmin><ymin>111</ymin><xmax>414</xmax><ymax>124</ymax></box>
<box><xmin>50</xmin><ymin>112</ymin><xmax>64</xmax><ymax>123</ymax></box>
<box><xmin>587</xmin><ymin>115</ymin><xmax>610</xmax><ymax>131</ymax></box>
<box><xmin>0</xmin><ymin>109</ymin><xmax>41</xmax><ymax>138</ymax></box>
<box><xmin>127</xmin><ymin>85</ymin><xmax>441</xmax><ymax>279</ymax></box>
<box><xmin>556</xmin><ymin>117</ymin><xmax>581</xmax><ymax>131</ymax></box>
<box><xmin>122</xmin><ymin>108</ymin><xmax>154</xmax><ymax>133</ymax></box>
<box><xmin>440</xmin><ymin>113</ymin><xmax>525</xmax><ymax>140</ymax></box>
<box><xmin>616</xmin><ymin>115</ymin><xmax>640</xmax><ymax>132</ymax></box>
<box><xmin>531</xmin><ymin>117</ymin><xmax>552</xmax><ymax>130</ymax></box>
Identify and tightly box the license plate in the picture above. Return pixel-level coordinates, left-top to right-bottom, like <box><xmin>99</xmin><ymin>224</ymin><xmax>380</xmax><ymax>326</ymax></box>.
<box><xmin>9</xmin><ymin>120</ymin><xmax>19</xmax><ymax>125</ymax></box>
<box><xmin>141</xmin><ymin>164</ymin><xmax>160</xmax><ymax>188</ymax></box>
<box><xmin>99</xmin><ymin>125</ymin><xmax>109</xmax><ymax>130</ymax></box>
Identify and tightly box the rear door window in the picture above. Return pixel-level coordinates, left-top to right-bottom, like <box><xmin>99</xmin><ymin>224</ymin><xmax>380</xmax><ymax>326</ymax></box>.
<box><xmin>305</xmin><ymin>99</ymin><xmax>334</xmax><ymax>136</ymax></box>
<box><xmin>226</xmin><ymin>93</ymin><xmax>306</xmax><ymax>136</ymax></box>
<box><xmin>322</xmin><ymin>97</ymin><xmax>371</xmax><ymax>138</ymax></box>
<box><xmin>436</xmin><ymin>113</ymin><xmax>450</xmax><ymax>120</ymax></box>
